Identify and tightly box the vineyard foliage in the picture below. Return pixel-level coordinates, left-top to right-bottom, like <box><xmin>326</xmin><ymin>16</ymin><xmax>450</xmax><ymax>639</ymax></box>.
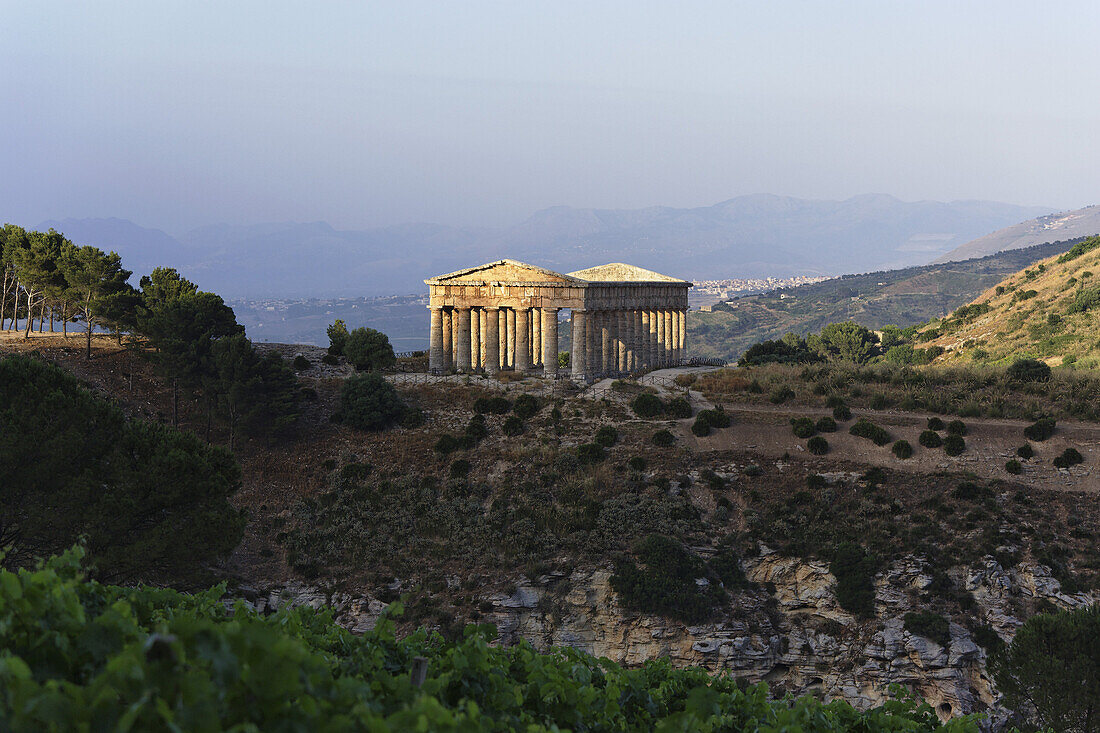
<box><xmin>0</xmin><ymin>548</ymin><xmax>984</xmax><ymax>731</ymax></box>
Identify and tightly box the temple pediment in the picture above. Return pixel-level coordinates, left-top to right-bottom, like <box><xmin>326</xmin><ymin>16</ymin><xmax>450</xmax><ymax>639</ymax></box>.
<box><xmin>568</xmin><ymin>262</ymin><xmax>690</xmax><ymax>284</ymax></box>
<box><xmin>425</xmin><ymin>259</ymin><xmax>582</xmax><ymax>285</ymax></box>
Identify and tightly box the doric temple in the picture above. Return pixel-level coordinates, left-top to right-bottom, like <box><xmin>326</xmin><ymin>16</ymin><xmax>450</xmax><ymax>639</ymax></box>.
<box><xmin>425</xmin><ymin>260</ymin><xmax>691</xmax><ymax>380</ymax></box>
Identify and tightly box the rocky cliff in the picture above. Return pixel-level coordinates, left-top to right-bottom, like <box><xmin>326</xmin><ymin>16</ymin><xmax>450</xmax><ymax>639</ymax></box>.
<box><xmin>247</xmin><ymin>551</ymin><xmax>1095</xmax><ymax>726</ymax></box>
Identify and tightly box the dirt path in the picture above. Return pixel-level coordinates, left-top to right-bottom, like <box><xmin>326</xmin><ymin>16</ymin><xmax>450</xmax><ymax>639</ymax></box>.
<box><xmin>676</xmin><ymin>396</ymin><xmax>1099</xmax><ymax>492</ymax></box>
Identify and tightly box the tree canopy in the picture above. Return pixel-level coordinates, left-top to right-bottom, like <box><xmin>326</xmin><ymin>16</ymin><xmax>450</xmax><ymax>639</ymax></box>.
<box><xmin>0</xmin><ymin>355</ymin><xmax>244</xmax><ymax>582</ymax></box>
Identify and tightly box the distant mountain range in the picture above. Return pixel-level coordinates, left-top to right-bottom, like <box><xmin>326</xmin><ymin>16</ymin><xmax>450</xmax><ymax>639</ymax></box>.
<box><xmin>37</xmin><ymin>194</ymin><xmax>1054</xmax><ymax>298</ymax></box>
<box><xmin>934</xmin><ymin>204</ymin><xmax>1100</xmax><ymax>262</ymax></box>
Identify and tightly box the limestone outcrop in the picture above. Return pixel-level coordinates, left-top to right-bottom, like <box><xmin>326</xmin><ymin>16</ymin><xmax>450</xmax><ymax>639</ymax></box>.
<box><xmin>247</xmin><ymin>553</ymin><xmax>1095</xmax><ymax>725</ymax></box>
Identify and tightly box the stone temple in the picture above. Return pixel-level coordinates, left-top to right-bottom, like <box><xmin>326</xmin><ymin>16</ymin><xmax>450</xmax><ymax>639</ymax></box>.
<box><xmin>425</xmin><ymin>260</ymin><xmax>691</xmax><ymax>381</ymax></box>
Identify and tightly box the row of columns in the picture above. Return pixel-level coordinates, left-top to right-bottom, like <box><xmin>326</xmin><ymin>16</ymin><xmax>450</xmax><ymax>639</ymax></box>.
<box><xmin>430</xmin><ymin>306</ymin><xmax>560</xmax><ymax>375</ymax></box>
<box><xmin>569</xmin><ymin>308</ymin><xmax>686</xmax><ymax>380</ymax></box>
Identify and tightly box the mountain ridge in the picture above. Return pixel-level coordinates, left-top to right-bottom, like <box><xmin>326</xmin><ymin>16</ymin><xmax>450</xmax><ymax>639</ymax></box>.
<box><xmin>25</xmin><ymin>193</ymin><xmax>1053</xmax><ymax>298</ymax></box>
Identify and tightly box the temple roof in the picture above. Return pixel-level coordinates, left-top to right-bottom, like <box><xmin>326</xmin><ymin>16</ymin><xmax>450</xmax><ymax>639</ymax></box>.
<box><xmin>425</xmin><ymin>259</ymin><xmax>583</xmax><ymax>285</ymax></box>
<box><xmin>425</xmin><ymin>259</ymin><xmax>690</xmax><ymax>286</ymax></box>
<box><xmin>567</xmin><ymin>263</ymin><xmax>690</xmax><ymax>284</ymax></box>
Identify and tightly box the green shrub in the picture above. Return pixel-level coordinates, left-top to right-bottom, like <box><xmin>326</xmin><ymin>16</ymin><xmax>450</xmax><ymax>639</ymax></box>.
<box><xmin>465</xmin><ymin>414</ymin><xmax>488</xmax><ymax>441</ymax></box>
<box><xmin>830</xmin><ymin>543</ymin><xmax>879</xmax><ymax>617</ymax></box>
<box><xmin>790</xmin><ymin>417</ymin><xmax>816</xmax><ymax>439</ymax></box>
<box><xmin>449</xmin><ymin>459</ymin><xmax>471</xmax><ymax>478</ymax></box>
<box><xmin>849</xmin><ymin>418</ymin><xmax>891</xmax><ymax>446</ymax></box>
<box><xmin>832</xmin><ymin>404</ymin><xmax>852</xmax><ymax>421</ymax></box>
<box><xmin>919</xmin><ymin>430</ymin><xmax>943</xmax><ymax>448</ymax></box>
<box><xmin>927</xmin><ymin>417</ymin><xmax>945</xmax><ymax>431</ymax></box>
<box><xmin>594</xmin><ymin>425</ymin><xmax>619</xmax><ymax>448</ymax></box>
<box><xmin>513</xmin><ymin>393</ymin><xmax>540</xmax><ymax>420</ymax></box>
<box><xmin>293</xmin><ymin>354</ymin><xmax>311</xmax><ymax>371</ymax></box>
<box><xmin>1053</xmin><ymin>448</ymin><xmax>1084</xmax><ymax>469</ymax></box>
<box><xmin>632</xmin><ymin>393</ymin><xmax>664</xmax><ymax>418</ymax></box>
<box><xmin>651</xmin><ymin>430</ymin><xmax>675</xmax><ymax>447</ymax></box>
<box><xmin>743</xmin><ymin>464</ymin><xmax>762</xmax><ymax>477</ymax></box>
<box><xmin>400</xmin><ymin>406</ymin><xmax>425</xmax><ymax>429</ymax></box>
<box><xmin>344</xmin><ymin>327</ymin><xmax>396</xmax><ymax>371</ymax></box>
<box><xmin>434</xmin><ymin>433</ymin><xmax>473</xmax><ymax>454</ymax></box>
<box><xmin>627</xmin><ymin>456</ymin><xmax>647</xmax><ymax>472</ymax></box>
<box><xmin>339</xmin><ymin>373</ymin><xmax>405</xmax><ymax>431</ymax></box>
<box><xmin>904</xmin><ymin>611</ymin><xmax>951</xmax><ymax>646</ymax></box>
<box><xmin>664</xmin><ymin>396</ymin><xmax>693</xmax><ymax>419</ymax></box>
<box><xmin>326</xmin><ymin>319</ymin><xmax>349</xmax><ymax>355</ymax></box>
<box><xmin>769</xmin><ymin>386</ymin><xmax>795</xmax><ymax>404</ymax></box>
<box><xmin>576</xmin><ymin>443</ymin><xmax>606</xmax><ymax>465</ymax></box>
<box><xmin>970</xmin><ymin>624</ymin><xmax>1005</xmax><ymax>654</ymax></box>
<box><xmin>321</xmin><ymin>353</ymin><xmax>339</xmax><ymax>366</ymax></box>
<box><xmin>892</xmin><ymin>440</ymin><xmax>913</xmax><ymax>459</ymax></box>
<box><xmin>1024</xmin><ymin>417</ymin><xmax>1057</xmax><ymax>441</ymax></box>
<box><xmin>690</xmin><ymin>418</ymin><xmax>711</xmax><ymax>437</ymax></box>
<box><xmin>946</xmin><ymin>420</ymin><xmax>967</xmax><ymax>436</ymax></box>
<box><xmin>992</xmin><ymin>605</ymin><xmax>1100</xmax><ymax>732</ymax></box>
<box><xmin>1017</xmin><ymin>443</ymin><xmax>1035</xmax><ymax>459</ymax></box>
<box><xmin>1007</xmin><ymin>358</ymin><xmax>1052</xmax><ymax>383</ymax></box>
<box><xmin>474</xmin><ymin>396</ymin><xmax>512</xmax><ymax>414</ymax></box>
<box><xmin>697</xmin><ymin>407</ymin><xmax>731</xmax><ymax>428</ymax></box>
<box><xmin>815</xmin><ymin>416</ymin><xmax>837</xmax><ymax>433</ymax></box>
<box><xmin>610</xmin><ymin>535</ymin><xmax>727</xmax><ymax>623</ymax></box>
<box><xmin>943</xmin><ymin>434</ymin><xmax>966</xmax><ymax>456</ymax></box>
<box><xmin>502</xmin><ymin>415</ymin><xmax>524</xmax><ymax>436</ymax></box>
<box><xmin>807</xmin><ymin>436</ymin><xmax>829</xmax><ymax>455</ymax></box>
<box><xmin>1005</xmin><ymin>459</ymin><xmax>1022</xmax><ymax>475</ymax></box>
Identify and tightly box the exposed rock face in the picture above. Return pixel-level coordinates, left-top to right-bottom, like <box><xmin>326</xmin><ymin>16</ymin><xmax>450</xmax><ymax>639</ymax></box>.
<box><xmin>251</xmin><ymin>554</ymin><xmax>1096</xmax><ymax>725</ymax></box>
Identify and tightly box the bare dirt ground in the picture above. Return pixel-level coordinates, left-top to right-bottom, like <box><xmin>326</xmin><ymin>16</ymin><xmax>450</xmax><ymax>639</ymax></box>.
<box><xmin>675</xmin><ymin>398</ymin><xmax>1098</xmax><ymax>492</ymax></box>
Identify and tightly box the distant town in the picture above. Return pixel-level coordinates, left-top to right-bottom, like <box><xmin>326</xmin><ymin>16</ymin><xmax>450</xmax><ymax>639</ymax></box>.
<box><xmin>688</xmin><ymin>275</ymin><xmax>830</xmax><ymax>308</ymax></box>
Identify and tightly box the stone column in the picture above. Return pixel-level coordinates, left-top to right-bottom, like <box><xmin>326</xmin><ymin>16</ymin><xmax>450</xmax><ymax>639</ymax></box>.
<box><xmin>479</xmin><ymin>309</ymin><xmax>488</xmax><ymax>369</ymax></box>
<box><xmin>506</xmin><ymin>308</ymin><xmax>516</xmax><ymax>369</ymax></box>
<box><xmin>570</xmin><ymin>310</ymin><xmax>587</xmax><ymax>380</ymax></box>
<box><xmin>679</xmin><ymin>310</ymin><xmax>687</xmax><ymax>357</ymax></box>
<box><xmin>455</xmin><ymin>308</ymin><xmax>472</xmax><ymax>372</ymax></box>
<box><xmin>484</xmin><ymin>307</ymin><xmax>500</xmax><ymax>375</ymax></box>
<box><xmin>515</xmin><ymin>308</ymin><xmax>531</xmax><ymax>372</ymax></box>
<box><xmin>663</xmin><ymin>310</ymin><xmax>674</xmax><ymax>365</ymax></box>
<box><xmin>498</xmin><ymin>308</ymin><xmax>507</xmax><ymax>370</ymax></box>
<box><xmin>452</xmin><ymin>308</ymin><xmax>461</xmax><ymax>365</ymax></box>
<box><xmin>669</xmin><ymin>309</ymin><xmax>679</xmax><ymax>364</ymax></box>
<box><xmin>640</xmin><ymin>310</ymin><xmax>651</xmax><ymax>370</ymax></box>
<box><xmin>646</xmin><ymin>308</ymin><xmax>655</xmax><ymax>365</ymax></box>
<box><xmin>542</xmin><ymin>308</ymin><xmax>559</xmax><ymax>376</ymax></box>
<box><xmin>442</xmin><ymin>308</ymin><xmax>453</xmax><ymax>371</ymax></box>
<box><xmin>599</xmin><ymin>311</ymin><xmax>612</xmax><ymax>376</ymax></box>
<box><xmin>531</xmin><ymin>308</ymin><xmax>541</xmax><ymax>367</ymax></box>
<box><xmin>586</xmin><ymin>310</ymin><xmax>599</xmax><ymax>377</ymax></box>
<box><xmin>429</xmin><ymin>307</ymin><xmax>444</xmax><ymax>373</ymax></box>
<box><xmin>633</xmin><ymin>309</ymin><xmax>643</xmax><ymax>371</ymax></box>
<box><xmin>470</xmin><ymin>308</ymin><xmax>481</xmax><ymax>371</ymax></box>
<box><xmin>617</xmin><ymin>311</ymin><xmax>628</xmax><ymax>373</ymax></box>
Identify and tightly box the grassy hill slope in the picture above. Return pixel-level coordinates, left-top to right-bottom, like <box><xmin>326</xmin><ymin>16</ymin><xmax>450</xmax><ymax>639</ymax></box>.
<box><xmin>919</xmin><ymin>236</ymin><xmax>1100</xmax><ymax>367</ymax></box>
<box><xmin>688</xmin><ymin>238</ymin><xmax>1082</xmax><ymax>362</ymax></box>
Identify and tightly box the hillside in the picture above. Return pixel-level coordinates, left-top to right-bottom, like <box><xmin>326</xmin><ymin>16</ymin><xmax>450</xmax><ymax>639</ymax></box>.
<box><xmin>919</xmin><ymin>235</ymin><xmax>1100</xmax><ymax>366</ymax></box>
<box><xmin>935</xmin><ymin>204</ymin><xmax>1100</xmax><ymax>262</ymax></box>
<box><xmin>687</xmin><ymin>238</ymin><xmax>1081</xmax><ymax>362</ymax></box>
<box><xmin>30</xmin><ymin>194</ymin><xmax>1050</xmax><ymax>298</ymax></box>
<box><xmin>6</xmin><ymin>329</ymin><xmax>1100</xmax><ymax>724</ymax></box>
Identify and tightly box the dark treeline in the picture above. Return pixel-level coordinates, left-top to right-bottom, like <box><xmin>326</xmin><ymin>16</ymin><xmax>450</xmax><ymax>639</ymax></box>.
<box><xmin>0</xmin><ymin>224</ymin><xmax>299</xmax><ymax>448</ymax></box>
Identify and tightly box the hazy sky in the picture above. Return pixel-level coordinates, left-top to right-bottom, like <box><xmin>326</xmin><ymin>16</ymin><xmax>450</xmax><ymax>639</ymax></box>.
<box><xmin>2</xmin><ymin>1</ymin><xmax>1098</xmax><ymax>234</ymax></box>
